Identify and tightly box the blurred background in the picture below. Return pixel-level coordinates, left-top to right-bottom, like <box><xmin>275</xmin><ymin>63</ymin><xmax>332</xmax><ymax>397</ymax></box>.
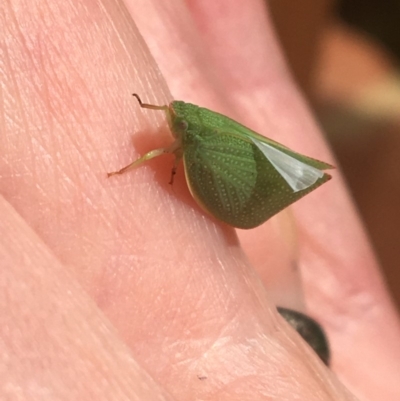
<box><xmin>269</xmin><ymin>0</ymin><xmax>400</xmax><ymax>309</ymax></box>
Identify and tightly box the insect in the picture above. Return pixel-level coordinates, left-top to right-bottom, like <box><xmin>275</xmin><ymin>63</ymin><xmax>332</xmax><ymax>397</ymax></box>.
<box><xmin>108</xmin><ymin>94</ymin><xmax>333</xmax><ymax>229</ymax></box>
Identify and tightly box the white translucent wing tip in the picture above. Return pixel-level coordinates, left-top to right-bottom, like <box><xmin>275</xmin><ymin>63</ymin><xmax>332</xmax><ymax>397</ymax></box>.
<box><xmin>251</xmin><ymin>138</ymin><xmax>325</xmax><ymax>192</ymax></box>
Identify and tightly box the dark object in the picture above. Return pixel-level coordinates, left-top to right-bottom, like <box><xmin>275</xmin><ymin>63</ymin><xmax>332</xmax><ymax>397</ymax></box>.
<box><xmin>277</xmin><ymin>307</ymin><xmax>330</xmax><ymax>366</ymax></box>
<box><xmin>339</xmin><ymin>0</ymin><xmax>400</xmax><ymax>60</ymax></box>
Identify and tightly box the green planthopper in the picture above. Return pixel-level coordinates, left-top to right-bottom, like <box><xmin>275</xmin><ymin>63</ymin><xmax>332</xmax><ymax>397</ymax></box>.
<box><xmin>108</xmin><ymin>94</ymin><xmax>333</xmax><ymax>229</ymax></box>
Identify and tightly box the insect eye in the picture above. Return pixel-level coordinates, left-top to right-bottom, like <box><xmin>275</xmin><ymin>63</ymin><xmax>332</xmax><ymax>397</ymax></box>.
<box><xmin>177</xmin><ymin>119</ymin><xmax>188</xmax><ymax>131</ymax></box>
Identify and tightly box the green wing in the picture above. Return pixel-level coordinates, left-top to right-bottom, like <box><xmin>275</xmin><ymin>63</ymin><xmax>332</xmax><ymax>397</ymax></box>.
<box><xmin>183</xmin><ymin>132</ymin><xmax>331</xmax><ymax>228</ymax></box>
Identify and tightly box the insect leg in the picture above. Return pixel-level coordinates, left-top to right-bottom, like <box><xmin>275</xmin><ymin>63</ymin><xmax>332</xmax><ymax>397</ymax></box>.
<box><xmin>132</xmin><ymin>94</ymin><xmax>169</xmax><ymax>111</ymax></box>
<box><xmin>107</xmin><ymin>148</ymin><xmax>166</xmax><ymax>177</ymax></box>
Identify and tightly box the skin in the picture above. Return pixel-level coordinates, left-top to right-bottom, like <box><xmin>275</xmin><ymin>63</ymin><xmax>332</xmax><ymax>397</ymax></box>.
<box><xmin>1</xmin><ymin>0</ymin><xmax>400</xmax><ymax>400</ymax></box>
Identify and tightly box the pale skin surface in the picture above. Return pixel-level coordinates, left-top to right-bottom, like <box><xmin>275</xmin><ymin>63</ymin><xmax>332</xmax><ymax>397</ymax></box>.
<box><xmin>1</xmin><ymin>0</ymin><xmax>400</xmax><ymax>400</ymax></box>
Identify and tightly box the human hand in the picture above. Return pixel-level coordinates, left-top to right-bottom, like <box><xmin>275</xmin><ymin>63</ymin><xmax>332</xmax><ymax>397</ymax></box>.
<box><xmin>1</xmin><ymin>1</ymin><xmax>400</xmax><ymax>400</ymax></box>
